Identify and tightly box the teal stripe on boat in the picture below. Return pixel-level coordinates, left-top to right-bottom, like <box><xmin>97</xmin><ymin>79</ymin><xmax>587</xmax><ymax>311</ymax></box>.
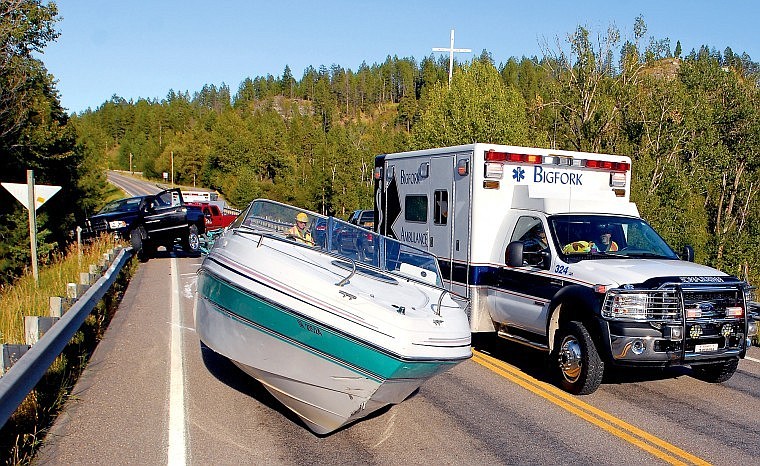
<box><xmin>198</xmin><ymin>271</ymin><xmax>455</xmax><ymax>381</ymax></box>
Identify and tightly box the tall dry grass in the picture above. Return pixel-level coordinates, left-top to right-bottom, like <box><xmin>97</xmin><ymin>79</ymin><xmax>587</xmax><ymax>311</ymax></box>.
<box><xmin>0</xmin><ymin>235</ymin><xmax>122</xmax><ymax>345</ymax></box>
<box><xmin>0</xmin><ymin>234</ymin><xmax>134</xmax><ymax>464</ymax></box>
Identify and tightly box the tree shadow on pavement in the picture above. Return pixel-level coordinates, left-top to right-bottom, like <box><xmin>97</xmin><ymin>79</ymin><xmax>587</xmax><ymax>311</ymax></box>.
<box><xmin>471</xmin><ymin>332</ymin><xmax>687</xmax><ymax>391</ymax></box>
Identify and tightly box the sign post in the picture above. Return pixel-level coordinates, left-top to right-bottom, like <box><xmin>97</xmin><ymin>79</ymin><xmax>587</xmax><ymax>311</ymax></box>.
<box><xmin>1</xmin><ymin>171</ymin><xmax>61</xmax><ymax>285</ymax></box>
<box><xmin>27</xmin><ymin>171</ymin><xmax>39</xmax><ymax>283</ymax></box>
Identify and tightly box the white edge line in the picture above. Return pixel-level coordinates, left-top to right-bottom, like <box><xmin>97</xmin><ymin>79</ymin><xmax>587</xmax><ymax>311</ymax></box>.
<box><xmin>168</xmin><ymin>258</ymin><xmax>186</xmax><ymax>465</ymax></box>
<box><xmin>745</xmin><ymin>356</ymin><xmax>760</xmax><ymax>364</ymax></box>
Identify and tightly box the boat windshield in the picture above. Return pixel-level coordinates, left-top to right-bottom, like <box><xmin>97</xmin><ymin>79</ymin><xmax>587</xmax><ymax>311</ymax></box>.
<box><xmin>550</xmin><ymin>214</ymin><xmax>679</xmax><ymax>262</ymax></box>
<box><xmin>236</xmin><ymin>199</ymin><xmax>443</xmax><ymax>286</ymax></box>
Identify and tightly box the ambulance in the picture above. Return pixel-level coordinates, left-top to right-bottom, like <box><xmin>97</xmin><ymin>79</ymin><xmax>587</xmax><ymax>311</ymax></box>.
<box><xmin>374</xmin><ymin>143</ymin><xmax>757</xmax><ymax>394</ymax></box>
<box><xmin>180</xmin><ymin>190</ymin><xmax>219</xmax><ymax>203</ymax></box>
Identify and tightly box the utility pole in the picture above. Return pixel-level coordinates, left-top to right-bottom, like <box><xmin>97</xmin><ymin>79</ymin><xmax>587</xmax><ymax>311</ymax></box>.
<box><xmin>432</xmin><ymin>29</ymin><xmax>472</xmax><ymax>86</ymax></box>
<box><xmin>171</xmin><ymin>151</ymin><xmax>174</xmax><ymax>187</ymax></box>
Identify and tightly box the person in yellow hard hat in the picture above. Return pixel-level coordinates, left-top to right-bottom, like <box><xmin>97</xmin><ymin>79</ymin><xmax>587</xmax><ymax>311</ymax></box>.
<box><xmin>287</xmin><ymin>212</ymin><xmax>315</xmax><ymax>246</ymax></box>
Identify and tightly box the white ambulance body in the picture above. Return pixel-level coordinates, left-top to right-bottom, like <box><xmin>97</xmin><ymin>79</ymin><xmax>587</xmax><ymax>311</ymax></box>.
<box><xmin>181</xmin><ymin>190</ymin><xmax>219</xmax><ymax>203</ymax></box>
<box><xmin>374</xmin><ymin>143</ymin><xmax>756</xmax><ymax>394</ymax></box>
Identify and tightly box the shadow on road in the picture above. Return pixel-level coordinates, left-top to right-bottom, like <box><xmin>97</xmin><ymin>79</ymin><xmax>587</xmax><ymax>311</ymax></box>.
<box><xmin>144</xmin><ymin>245</ymin><xmax>202</xmax><ymax>260</ymax></box>
<box><xmin>196</xmin><ymin>340</ymin><xmax>399</xmax><ymax>436</ymax></box>
<box><xmin>471</xmin><ymin>332</ymin><xmax>687</xmax><ymax>391</ymax></box>
<box><xmin>196</xmin><ymin>341</ymin><xmax>312</xmax><ymax>431</ymax></box>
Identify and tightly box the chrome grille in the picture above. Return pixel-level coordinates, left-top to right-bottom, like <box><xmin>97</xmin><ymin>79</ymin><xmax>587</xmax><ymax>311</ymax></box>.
<box><xmin>84</xmin><ymin>218</ymin><xmax>109</xmax><ymax>235</ymax></box>
<box><xmin>682</xmin><ymin>289</ymin><xmax>743</xmax><ymax>319</ymax></box>
<box><xmin>602</xmin><ymin>284</ymin><xmax>745</xmax><ymax>321</ymax></box>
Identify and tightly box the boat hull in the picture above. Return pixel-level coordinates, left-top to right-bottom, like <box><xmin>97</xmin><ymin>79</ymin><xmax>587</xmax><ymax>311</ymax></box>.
<box><xmin>196</xmin><ymin>268</ymin><xmax>466</xmax><ymax>434</ymax></box>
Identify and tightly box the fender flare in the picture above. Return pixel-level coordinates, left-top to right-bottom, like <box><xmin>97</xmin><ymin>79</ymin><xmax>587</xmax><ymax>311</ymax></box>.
<box><xmin>547</xmin><ymin>284</ymin><xmax>604</xmax><ymax>353</ymax></box>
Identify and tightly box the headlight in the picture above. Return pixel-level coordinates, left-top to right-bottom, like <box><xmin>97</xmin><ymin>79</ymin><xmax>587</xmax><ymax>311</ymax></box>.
<box><xmin>604</xmin><ymin>292</ymin><xmax>649</xmax><ymax>319</ymax></box>
<box><xmin>108</xmin><ymin>220</ymin><xmax>127</xmax><ymax>229</ymax></box>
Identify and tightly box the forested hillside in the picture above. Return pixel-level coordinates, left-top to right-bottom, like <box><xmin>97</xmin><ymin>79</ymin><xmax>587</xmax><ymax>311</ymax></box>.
<box><xmin>73</xmin><ymin>19</ymin><xmax>760</xmax><ymax>283</ymax></box>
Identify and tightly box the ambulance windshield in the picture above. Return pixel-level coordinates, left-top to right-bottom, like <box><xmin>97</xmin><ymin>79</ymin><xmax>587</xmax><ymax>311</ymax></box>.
<box><xmin>549</xmin><ymin>215</ymin><xmax>679</xmax><ymax>261</ymax></box>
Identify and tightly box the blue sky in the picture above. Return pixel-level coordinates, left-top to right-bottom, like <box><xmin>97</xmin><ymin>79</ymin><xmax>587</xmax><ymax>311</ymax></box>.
<box><xmin>39</xmin><ymin>1</ymin><xmax>759</xmax><ymax>114</ymax></box>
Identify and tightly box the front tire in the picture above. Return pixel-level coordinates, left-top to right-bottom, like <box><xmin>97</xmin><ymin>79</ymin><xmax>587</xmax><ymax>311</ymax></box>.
<box><xmin>691</xmin><ymin>358</ymin><xmax>739</xmax><ymax>383</ymax></box>
<box><xmin>183</xmin><ymin>224</ymin><xmax>200</xmax><ymax>252</ymax></box>
<box><xmin>130</xmin><ymin>228</ymin><xmax>148</xmax><ymax>262</ymax></box>
<box><xmin>554</xmin><ymin>321</ymin><xmax>604</xmax><ymax>395</ymax></box>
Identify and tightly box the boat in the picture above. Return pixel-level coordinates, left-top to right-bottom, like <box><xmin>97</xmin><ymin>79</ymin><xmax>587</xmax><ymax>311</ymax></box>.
<box><xmin>194</xmin><ymin>199</ymin><xmax>472</xmax><ymax>434</ymax></box>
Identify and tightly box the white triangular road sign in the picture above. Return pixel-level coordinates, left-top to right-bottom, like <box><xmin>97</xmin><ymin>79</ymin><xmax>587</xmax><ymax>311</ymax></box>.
<box><xmin>2</xmin><ymin>182</ymin><xmax>61</xmax><ymax>211</ymax></box>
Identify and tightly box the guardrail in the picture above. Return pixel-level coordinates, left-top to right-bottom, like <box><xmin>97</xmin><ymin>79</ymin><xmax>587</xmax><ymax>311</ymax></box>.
<box><xmin>0</xmin><ymin>246</ymin><xmax>133</xmax><ymax>428</ymax></box>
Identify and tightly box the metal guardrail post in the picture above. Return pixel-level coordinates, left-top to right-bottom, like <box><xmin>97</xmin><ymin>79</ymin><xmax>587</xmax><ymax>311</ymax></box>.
<box><xmin>0</xmin><ymin>247</ymin><xmax>133</xmax><ymax>428</ymax></box>
<box><xmin>0</xmin><ymin>345</ymin><xmax>30</xmax><ymax>376</ymax></box>
<box><xmin>24</xmin><ymin>317</ymin><xmax>59</xmax><ymax>346</ymax></box>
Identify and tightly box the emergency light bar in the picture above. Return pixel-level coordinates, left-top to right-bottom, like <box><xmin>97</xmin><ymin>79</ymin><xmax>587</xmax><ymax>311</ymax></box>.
<box><xmin>485</xmin><ymin>150</ymin><xmax>630</xmax><ymax>172</ymax></box>
<box><xmin>485</xmin><ymin>151</ymin><xmax>542</xmax><ymax>164</ymax></box>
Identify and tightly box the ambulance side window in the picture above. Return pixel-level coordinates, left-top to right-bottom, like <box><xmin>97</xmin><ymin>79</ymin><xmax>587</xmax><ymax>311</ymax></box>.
<box><xmin>405</xmin><ymin>195</ymin><xmax>427</xmax><ymax>223</ymax></box>
<box><xmin>434</xmin><ymin>190</ymin><xmax>448</xmax><ymax>225</ymax></box>
<box><xmin>511</xmin><ymin>216</ymin><xmax>547</xmax><ymax>267</ymax></box>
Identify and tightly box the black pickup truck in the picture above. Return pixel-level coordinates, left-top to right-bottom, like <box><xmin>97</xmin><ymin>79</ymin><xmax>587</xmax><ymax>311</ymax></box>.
<box><xmin>83</xmin><ymin>188</ymin><xmax>205</xmax><ymax>260</ymax></box>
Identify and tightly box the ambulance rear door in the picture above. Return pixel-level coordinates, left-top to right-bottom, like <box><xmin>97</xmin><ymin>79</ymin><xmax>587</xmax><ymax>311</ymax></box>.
<box><xmin>428</xmin><ymin>155</ymin><xmax>455</xmax><ymax>286</ymax></box>
<box><xmin>428</xmin><ymin>152</ymin><xmax>471</xmax><ymax>296</ymax></box>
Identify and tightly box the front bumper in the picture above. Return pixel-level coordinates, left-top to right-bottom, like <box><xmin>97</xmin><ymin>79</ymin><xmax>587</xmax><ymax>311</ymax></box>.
<box><xmin>606</xmin><ymin>320</ymin><xmax>747</xmax><ymax>364</ymax></box>
<box><xmin>80</xmin><ymin>225</ymin><xmax>128</xmax><ymax>242</ymax></box>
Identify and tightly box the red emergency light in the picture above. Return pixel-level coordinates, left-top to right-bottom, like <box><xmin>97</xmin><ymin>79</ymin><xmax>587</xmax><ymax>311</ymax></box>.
<box><xmin>485</xmin><ymin>150</ymin><xmax>542</xmax><ymax>164</ymax></box>
<box><xmin>586</xmin><ymin>160</ymin><xmax>630</xmax><ymax>171</ymax></box>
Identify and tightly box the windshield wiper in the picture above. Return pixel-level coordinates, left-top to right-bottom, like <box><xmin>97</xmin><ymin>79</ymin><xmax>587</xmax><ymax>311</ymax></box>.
<box><xmin>566</xmin><ymin>252</ymin><xmax>631</xmax><ymax>261</ymax></box>
<box><xmin>626</xmin><ymin>252</ymin><xmax>673</xmax><ymax>259</ymax></box>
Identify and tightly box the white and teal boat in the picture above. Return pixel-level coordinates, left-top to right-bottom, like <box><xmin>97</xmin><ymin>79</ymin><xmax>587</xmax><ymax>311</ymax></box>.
<box><xmin>194</xmin><ymin>199</ymin><xmax>471</xmax><ymax>434</ymax></box>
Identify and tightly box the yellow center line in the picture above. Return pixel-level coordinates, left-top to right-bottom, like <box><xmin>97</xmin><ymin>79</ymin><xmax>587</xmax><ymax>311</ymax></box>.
<box><xmin>472</xmin><ymin>350</ymin><xmax>710</xmax><ymax>466</ymax></box>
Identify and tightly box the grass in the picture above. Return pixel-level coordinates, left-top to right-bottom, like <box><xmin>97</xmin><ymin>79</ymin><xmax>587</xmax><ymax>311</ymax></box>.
<box><xmin>0</xmin><ymin>236</ymin><xmax>121</xmax><ymax>345</ymax></box>
<box><xmin>0</xmin><ymin>235</ymin><xmax>136</xmax><ymax>464</ymax></box>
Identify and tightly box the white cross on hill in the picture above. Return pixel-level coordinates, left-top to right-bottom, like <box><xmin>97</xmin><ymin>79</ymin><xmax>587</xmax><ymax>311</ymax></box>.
<box><xmin>432</xmin><ymin>29</ymin><xmax>472</xmax><ymax>85</ymax></box>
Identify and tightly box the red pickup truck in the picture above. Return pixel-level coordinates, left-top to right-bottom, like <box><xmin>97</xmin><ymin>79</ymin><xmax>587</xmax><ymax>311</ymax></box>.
<box><xmin>189</xmin><ymin>202</ymin><xmax>238</xmax><ymax>230</ymax></box>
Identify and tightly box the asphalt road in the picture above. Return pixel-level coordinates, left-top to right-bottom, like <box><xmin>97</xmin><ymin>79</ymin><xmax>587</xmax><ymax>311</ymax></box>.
<box><xmin>107</xmin><ymin>171</ymin><xmax>164</xmax><ymax>197</ymax></box>
<box><xmin>35</xmin><ymin>253</ymin><xmax>760</xmax><ymax>465</ymax></box>
<box><xmin>35</xmin><ymin>173</ymin><xmax>760</xmax><ymax>464</ymax></box>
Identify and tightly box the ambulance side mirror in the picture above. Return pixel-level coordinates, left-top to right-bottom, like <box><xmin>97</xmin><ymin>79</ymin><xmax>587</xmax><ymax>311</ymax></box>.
<box><xmin>681</xmin><ymin>245</ymin><xmax>694</xmax><ymax>262</ymax></box>
<box><xmin>506</xmin><ymin>241</ymin><xmax>524</xmax><ymax>267</ymax></box>
<box><xmin>541</xmin><ymin>250</ymin><xmax>552</xmax><ymax>270</ymax></box>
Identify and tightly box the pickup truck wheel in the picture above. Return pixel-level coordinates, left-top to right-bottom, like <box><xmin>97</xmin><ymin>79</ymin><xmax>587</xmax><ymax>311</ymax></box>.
<box><xmin>555</xmin><ymin>321</ymin><xmax>604</xmax><ymax>395</ymax></box>
<box><xmin>129</xmin><ymin>228</ymin><xmax>148</xmax><ymax>261</ymax></box>
<box><xmin>183</xmin><ymin>225</ymin><xmax>200</xmax><ymax>252</ymax></box>
<box><xmin>690</xmin><ymin>358</ymin><xmax>739</xmax><ymax>383</ymax></box>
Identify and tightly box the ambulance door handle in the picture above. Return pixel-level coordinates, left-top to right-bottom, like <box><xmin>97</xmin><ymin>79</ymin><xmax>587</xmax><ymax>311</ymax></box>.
<box><xmin>456</xmin><ymin>240</ymin><xmax>460</xmax><ymax>251</ymax></box>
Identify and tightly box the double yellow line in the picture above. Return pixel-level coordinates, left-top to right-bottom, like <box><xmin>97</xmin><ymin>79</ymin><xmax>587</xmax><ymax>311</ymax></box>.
<box><xmin>472</xmin><ymin>350</ymin><xmax>710</xmax><ymax>466</ymax></box>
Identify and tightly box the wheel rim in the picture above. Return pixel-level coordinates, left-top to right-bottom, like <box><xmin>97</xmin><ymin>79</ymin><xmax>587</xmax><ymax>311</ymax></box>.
<box><xmin>188</xmin><ymin>233</ymin><xmax>200</xmax><ymax>250</ymax></box>
<box><xmin>559</xmin><ymin>335</ymin><xmax>583</xmax><ymax>383</ymax></box>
